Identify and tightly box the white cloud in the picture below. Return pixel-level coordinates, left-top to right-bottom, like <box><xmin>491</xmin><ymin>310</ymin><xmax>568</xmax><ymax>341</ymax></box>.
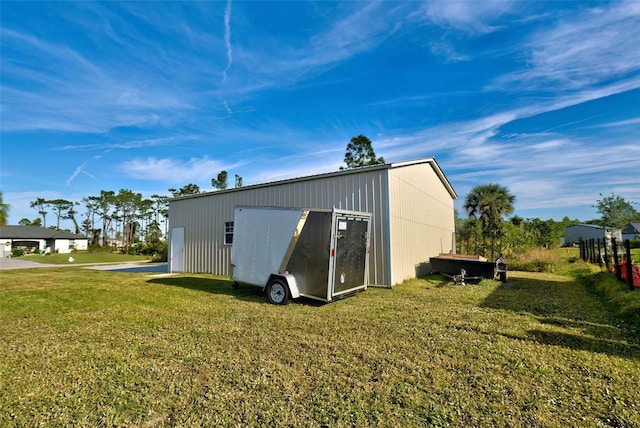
<box><xmin>427</xmin><ymin>41</ymin><xmax>471</xmax><ymax>63</ymax></box>
<box><xmin>419</xmin><ymin>0</ymin><xmax>515</xmax><ymax>34</ymax></box>
<box><xmin>120</xmin><ymin>157</ymin><xmax>226</xmax><ymax>183</ymax></box>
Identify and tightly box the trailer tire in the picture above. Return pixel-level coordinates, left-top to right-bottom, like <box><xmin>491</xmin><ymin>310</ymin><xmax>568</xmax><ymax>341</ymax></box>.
<box><xmin>266</xmin><ymin>279</ymin><xmax>290</xmax><ymax>305</ymax></box>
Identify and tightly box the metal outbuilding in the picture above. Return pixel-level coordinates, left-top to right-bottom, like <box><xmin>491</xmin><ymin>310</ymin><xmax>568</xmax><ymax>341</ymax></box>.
<box><xmin>168</xmin><ymin>157</ymin><xmax>457</xmax><ymax>287</ymax></box>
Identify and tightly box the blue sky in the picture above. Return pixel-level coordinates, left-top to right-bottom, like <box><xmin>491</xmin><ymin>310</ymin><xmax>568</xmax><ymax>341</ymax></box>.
<box><xmin>1</xmin><ymin>1</ymin><xmax>639</xmax><ymax>229</ymax></box>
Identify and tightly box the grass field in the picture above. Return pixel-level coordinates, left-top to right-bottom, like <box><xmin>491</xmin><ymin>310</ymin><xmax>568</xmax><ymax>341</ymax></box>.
<box><xmin>15</xmin><ymin>252</ymin><xmax>151</xmax><ymax>264</ymax></box>
<box><xmin>1</xmin><ymin>267</ymin><xmax>639</xmax><ymax>427</ymax></box>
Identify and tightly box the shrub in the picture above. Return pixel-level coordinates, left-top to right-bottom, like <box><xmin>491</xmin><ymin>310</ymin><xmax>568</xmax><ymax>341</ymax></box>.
<box><xmin>11</xmin><ymin>249</ymin><xmax>25</xmax><ymax>257</ymax></box>
<box><xmin>151</xmin><ymin>242</ymin><xmax>168</xmax><ymax>262</ymax></box>
<box><xmin>506</xmin><ymin>247</ymin><xmax>565</xmax><ymax>273</ymax></box>
<box><xmin>129</xmin><ymin>241</ymin><xmax>168</xmax><ymax>262</ymax></box>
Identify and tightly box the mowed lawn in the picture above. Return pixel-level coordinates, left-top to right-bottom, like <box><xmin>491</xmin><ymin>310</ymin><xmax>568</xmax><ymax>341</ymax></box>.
<box><xmin>1</xmin><ymin>267</ymin><xmax>638</xmax><ymax>427</ymax></box>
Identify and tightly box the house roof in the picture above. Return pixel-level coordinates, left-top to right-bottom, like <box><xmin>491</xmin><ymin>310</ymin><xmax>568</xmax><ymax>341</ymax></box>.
<box><xmin>170</xmin><ymin>157</ymin><xmax>458</xmax><ymax>202</ymax></box>
<box><xmin>0</xmin><ymin>226</ymin><xmax>88</xmax><ymax>240</ymax></box>
<box><xmin>623</xmin><ymin>222</ymin><xmax>640</xmax><ymax>233</ymax></box>
<box><xmin>565</xmin><ymin>224</ymin><xmax>604</xmax><ymax>230</ymax></box>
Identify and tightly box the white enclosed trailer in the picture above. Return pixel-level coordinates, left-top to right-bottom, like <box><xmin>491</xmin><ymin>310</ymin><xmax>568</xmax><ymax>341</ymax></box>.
<box><xmin>231</xmin><ymin>206</ymin><xmax>372</xmax><ymax>304</ymax></box>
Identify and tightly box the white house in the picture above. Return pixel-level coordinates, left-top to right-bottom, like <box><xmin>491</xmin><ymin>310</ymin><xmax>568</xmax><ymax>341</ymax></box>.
<box><xmin>0</xmin><ymin>226</ymin><xmax>89</xmax><ymax>256</ymax></box>
<box><xmin>168</xmin><ymin>157</ymin><xmax>457</xmax><ymax>287</ymax></box>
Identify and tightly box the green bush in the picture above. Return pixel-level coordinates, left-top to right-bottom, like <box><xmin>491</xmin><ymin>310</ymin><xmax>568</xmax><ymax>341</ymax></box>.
<box><xmin>129</xmin><ymin>241</ymin><xmax>168</xmax><ymax>262</ymax></box>
<box><xmin>11</xmin><ymin>249</ymin><xmax>25</xmax><ymax>257</ymax></box>
<box><xmin>151</xmin><ymin>242</ymin><xmax>168</xmax><ymax>262</ymax></box>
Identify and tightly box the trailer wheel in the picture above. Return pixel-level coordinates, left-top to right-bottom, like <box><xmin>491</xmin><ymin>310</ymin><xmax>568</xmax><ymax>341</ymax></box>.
<box><xmin>266</xmin><ymin>279</ymin><xmax>290</xmax><ymax>305</ymax></box>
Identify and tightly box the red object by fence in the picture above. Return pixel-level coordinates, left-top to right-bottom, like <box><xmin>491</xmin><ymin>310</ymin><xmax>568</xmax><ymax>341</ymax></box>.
<box><xmin>612</xmin><ymin>260</ymin><xmax>640</xmax><ymax>288</ymax></box>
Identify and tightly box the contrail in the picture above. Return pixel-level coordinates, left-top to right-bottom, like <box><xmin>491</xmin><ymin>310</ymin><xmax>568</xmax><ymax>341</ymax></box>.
<box><xmin>223</xmin><ymin>100</ymin><xmax>233</xmax><ymax>117</ymax></box>
<box><xmin>222</xmin><ymin>0</ymin><xmax>232</xmax><ymax>81</ymax></box>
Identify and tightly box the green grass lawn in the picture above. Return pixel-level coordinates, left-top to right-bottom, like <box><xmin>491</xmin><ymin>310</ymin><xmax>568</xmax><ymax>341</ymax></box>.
<box><xmin>15</xmin><ymin>251</ymin><xmax>151</xmax><ymax>264</ymax></box>
<box><xmin>1</xmin><ymin>268</ymin><xmax>638</xmax><ymax>427</ymax></box>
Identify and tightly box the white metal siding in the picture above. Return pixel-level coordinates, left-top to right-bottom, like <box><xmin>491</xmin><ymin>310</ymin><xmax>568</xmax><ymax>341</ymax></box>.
<box><xmin>169</xmin><ymin>169</ymin><xmax>392</xmax><ymax>285</ymax></box>
<box><xmin>388</xmin><ymin>163</ymin><xmax>455</xmax><ymax>284</ymax></box>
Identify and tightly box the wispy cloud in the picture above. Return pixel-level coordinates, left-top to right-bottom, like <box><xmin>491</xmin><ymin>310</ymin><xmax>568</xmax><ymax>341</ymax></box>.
<box><xmin>418</xmin><ymin>0</ymin><xmax>516</xmax><ymax>34</ymax></box>
<box><xmin>223</xmin><ymin>100</ymin><xmax>233</xmax><ymax>117</ymax></box>
<box><xmin>52</xmin><ymin>136</ymin><xmax>193</xmax><ymax>152</ymax></box>
<box><xmin>66</xmin><ymin>158</ymin><xmax>98</xmax><ymax>186</ymax></box>
<box><xmin>426</xmin><ymin>40</ymin><xmax>470</xmax><ymax>63</ymax></box>
<box><xmin>222</xmin><ymin>0</ymin><xmax>233</xmax><ymax>81</ymax></box>
<box><xmin>120</xmin><ymin>156</ymin><xmax>235</xmax><ymax>184</ymax></box>
<box><xmin>586</xmin><ymin>116</ymin><xmax>640</xmax><ymax>129</ymax></box>
<box><xmin>490</xmin><ymin>2</ymin><xmax>640</xmax><ymax>92</ymax></box>
<box><xmin>226</xmin><ymin>2</ymin><xmax>407</xmax><ymax>93</ymax></box>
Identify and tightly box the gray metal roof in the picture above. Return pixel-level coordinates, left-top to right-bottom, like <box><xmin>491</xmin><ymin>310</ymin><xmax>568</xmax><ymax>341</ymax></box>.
<box><xmin>0</xmin><ymin>226</ymin><xmax>88</xmax><ymax>240</ymax></box>
<box><xmin>565</xmin><ymin>224</ymin><xmax>604</xmax><ymax>230</ymax></box>
<box><xmin>623</xmin><ymin>223</ymin><xmax>640</xmax><ymax>233</ymax></box>
<box><xmin>169</xmin><ymin>157</ymin><xmax>457</xmax><ymax>202</ymax></box>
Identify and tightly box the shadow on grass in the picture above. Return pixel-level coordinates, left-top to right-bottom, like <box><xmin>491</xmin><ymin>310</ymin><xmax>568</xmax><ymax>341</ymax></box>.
<box><xmin>146</xmin><ymin>276</ymin><xmax>328</xmax><ymax>306</ymax></box>
<box><xmin>480</xmin><ymin>274</ymin><xmax>640</xmax><ymax>359</ymax></box>
<box><xmin>147</xmin><ymin>276</ymin><xmax>264</xmax><ymax>303</ymax></box>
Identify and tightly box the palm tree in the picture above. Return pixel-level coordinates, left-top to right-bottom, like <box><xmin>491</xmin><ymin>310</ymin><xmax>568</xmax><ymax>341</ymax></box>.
<box><xmin>0</xmin><ymin>191</ymin><xmax>10</xmax><ymax>226</ymax></box>
<box><xmin>463</xmin><ymin>184</ymin><xmax>515</xmax><ymax>259</ymax></box>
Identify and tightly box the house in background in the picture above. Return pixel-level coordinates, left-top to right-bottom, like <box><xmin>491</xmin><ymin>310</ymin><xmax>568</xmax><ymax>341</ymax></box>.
<box><xmin>0</xmin><ymin>226</ymin><xmax>89</xmax><ymax>256</ymax></box>
<box><xmin>168</xmin><ymin>157</ymin><xmax>457</xmax><ymax>287</ymax></box>
<box><xmin>564</xmin><ymin>224</ymin><xmax>622</xmax><ymax>245</ymax></box>
<box><xmin>622</xmin><ymin>223</ymin><xmax>640</xmax><ymax>241</ymax></box>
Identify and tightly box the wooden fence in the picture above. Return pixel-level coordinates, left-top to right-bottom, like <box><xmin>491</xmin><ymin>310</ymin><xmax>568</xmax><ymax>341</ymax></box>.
<box><xmin>579</xmin><ymin>238</ymin><xmax>637</xmax><ymax>290</ymax></box>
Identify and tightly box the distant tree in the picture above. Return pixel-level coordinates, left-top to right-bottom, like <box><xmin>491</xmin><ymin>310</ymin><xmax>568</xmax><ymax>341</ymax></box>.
<box><xmin>48</xmin><ymin>199</ymin><xmax>74</xmax><ymax>230</ymax></box>
<box><xmin>463</xmin><ymin>184</ymin><xmax>515</xmax><ymax>259</ymax></box>
<box><xmin>169</xmin><ymin>184</ymin><xmax>201</xmax><ymax>198</ymax></box>
<box><xmin>594</xmin><ymin>193</ymin><xmax>638</xmax><ymax>230</ymax></box>
<box><xmin>212</xmin><ymin>171</ymin><xmax>228</xmax><ymax>190</ymax></box>
<box><xmin>114</xmin><ymin>189</ymin><xmax>142</xmax><ymax>252</ymax></box>
<box><xmin>235</xmin><ymin>174</ymin><xmax>243</xmax><ymax>188</ymax></box>
<box><xmin>151</xmin><ymin>194</ymin><xmax>169</xmax><ymax>240</ymax></box>
<box><xmin>93</xmin><ymin>190</ymin><xmax>116</xmax><ymax>247</ymax></box>
<box><xmin>30</xmin><ymin>197</ymin><xmax>49</xmax><ymax>228</ymax></box>
<box><xmin>63</xmin><ymin>202</ymin><xmax>81</xmax><ymax>234</ymax></box>
<box><xmin>19</xmin><ymin>218</ymin><xmax>32</xmax><ymax>226</ymax></box>
<box><xmin>0</xmin><ymin>191</ymin><xmax>9</xmax><ymax>226</ymax></box>
<box><xmin>343</xmin><ymin>134</ymin><xmax>385</xmax><ymax>169</ymax></box>
<box><xmin>510</xmin><ymin>215</ymin><xmax>524</xmax><ymax>227</ymax></box>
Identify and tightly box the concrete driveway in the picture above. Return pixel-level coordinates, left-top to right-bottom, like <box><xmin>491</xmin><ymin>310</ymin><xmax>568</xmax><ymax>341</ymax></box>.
<box><xmin>0</xmin><ymin>258</ymin><xmax>59</xmax><ymax>270</ymax></box>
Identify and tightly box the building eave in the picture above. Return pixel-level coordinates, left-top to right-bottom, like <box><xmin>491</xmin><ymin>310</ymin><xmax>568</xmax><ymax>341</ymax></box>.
<box><xmin>170</xmin><ymin>157</ymin><xmax>457</xmax><ymax>203</ymax></box>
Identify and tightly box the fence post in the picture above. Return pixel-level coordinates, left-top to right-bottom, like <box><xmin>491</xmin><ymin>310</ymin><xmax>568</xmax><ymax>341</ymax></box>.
<box><xmin>591</xmin><ymin>239</ymin><xmax>596</xmax><ymax>265</ymax></box>
<box><xmin>612</xmin><ymin>238</ymin><xmax>621</xmax><ymax>281</ymax></box>
<box><xmin>596</xmin><ymin>238</ymin><xmax>603</xmax><ymax>267</ymax></box>
<box><xmin>625</xmin><ymin>240</ymin><xmax>634</xmax><ymax>291</ymax></box>
<box><xmin>603</xmin><ymin>236</ymin><xmax>610</xmax><ymax>270</ymax></box>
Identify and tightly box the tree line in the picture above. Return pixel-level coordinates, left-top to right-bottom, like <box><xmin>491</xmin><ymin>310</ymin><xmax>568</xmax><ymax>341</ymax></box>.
<box><xmin>5</xmin><ymin>135</ymin><xmax>637</xmax><ymax>258</ymax></box>
<box><xmin>457</xmin><ymin>188</ymin><xmax>640</xmax><ymax>258</ymax></box>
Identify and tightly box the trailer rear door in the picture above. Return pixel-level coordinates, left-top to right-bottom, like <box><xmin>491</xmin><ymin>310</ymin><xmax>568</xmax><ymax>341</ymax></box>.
<box><xmin>331</xmin><ymin>214</ymin><xmax>370</xmax><ymax>297</ymax></box>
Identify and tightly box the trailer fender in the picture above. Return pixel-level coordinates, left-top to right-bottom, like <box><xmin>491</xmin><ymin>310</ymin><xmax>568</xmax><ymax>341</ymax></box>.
<box><xmin>270</xmin><ymin>273</ymin><xmax>300</xmax><ymax>299</ymax></box>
